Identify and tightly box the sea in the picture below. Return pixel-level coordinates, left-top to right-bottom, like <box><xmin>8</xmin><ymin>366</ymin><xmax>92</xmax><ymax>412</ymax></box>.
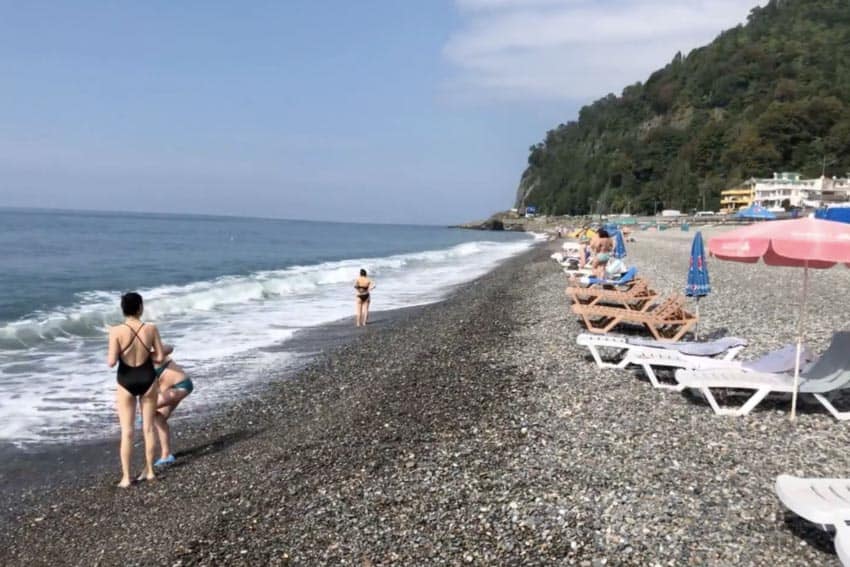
<box><xmin>0</xmin><ymin>208</ymin><xmax>538</xmax><ymax>447</ymax></box>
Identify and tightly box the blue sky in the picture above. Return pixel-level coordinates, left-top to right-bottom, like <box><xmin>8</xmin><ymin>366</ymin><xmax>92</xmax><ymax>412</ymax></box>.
<box><xmin>0</xmin><ymin>1</ymin><xmax>762</xmax><ymax>224</ymax></box>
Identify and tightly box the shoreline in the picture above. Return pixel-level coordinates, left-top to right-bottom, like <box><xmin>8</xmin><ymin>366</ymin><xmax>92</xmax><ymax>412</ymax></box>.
<box><xmin>0</xmin><ymin>237</ymin><xmax>535</xmax><ymax>505</ymax></box>
<box><xmin>3</xmin><ymin>234</ymin><xmax>849</xmax><ymax>565</ymax></box>
<box><xmin>0</xmin><ymin>301</ymin><xmax>435</xmax><ymax>515</ymax></box>
<box><xmin>0</xmin><ymin>245</ymin><xmax>549</xmax><ymax>565</ymax></box>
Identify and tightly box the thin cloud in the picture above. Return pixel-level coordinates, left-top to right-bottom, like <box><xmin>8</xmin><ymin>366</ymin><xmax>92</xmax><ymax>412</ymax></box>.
<box><xmin>444</xmin><ymin>0</ymin><xmax>767</xmax><ymax>101</ymax></box>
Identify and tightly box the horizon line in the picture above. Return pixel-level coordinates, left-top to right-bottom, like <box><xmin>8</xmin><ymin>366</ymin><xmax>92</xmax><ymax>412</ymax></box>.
<box><xmin>0</xmin><ymin>205</ymin><xmax>452</xmax><ymax>229</ymax></box>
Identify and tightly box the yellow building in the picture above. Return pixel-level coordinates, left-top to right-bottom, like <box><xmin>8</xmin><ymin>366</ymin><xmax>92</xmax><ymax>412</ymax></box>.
<box><xmin>720</xmin><ymin>185</ymin><xmax>755</xmax><ymax>214</ymax></box>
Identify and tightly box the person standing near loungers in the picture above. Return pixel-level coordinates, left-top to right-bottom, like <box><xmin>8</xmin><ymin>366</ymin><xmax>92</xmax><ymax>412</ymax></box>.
<box><xmin>354</xmin><ymin>269</ymin><xmax>375</xmax><ymax>327</ymax></box>
<box><xmin>152</xmin><ymin>344</ymin><xmax>194</xmax><ymax>467</ymax></box>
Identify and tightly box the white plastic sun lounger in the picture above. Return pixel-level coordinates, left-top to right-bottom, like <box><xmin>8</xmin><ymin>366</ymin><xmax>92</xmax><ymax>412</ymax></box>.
<box><xmin>776</xmin><ymin>474</ymin><xmax>850</xmax><ymax>565</ymax></box>
<box><xmin>629</xmin><ymin>343</ymin><xmax>815</xmax><ymax>391</ymax></box>
<box><xmin>577</xmin><ymin>333</ymin><xmax>748</xmax><ymax>367</ymax></box>
<box><xmin>676</xmin><ymin>332</ymin><xmax>850</xmax><ymax>418</ymax></box>
<box><xmin>775</xmin><ymin>475</ymin><xmax>850</xmax><ymax>529</ymax></box>
<box><xmin>837</xmin><ymin>521</ymin><xmax>850</xmax><ymax>566</ymax></box>
<box><xmin>576</xmin><ymin>334</ymin><xmax>749</xmax><ymax>390</ymax></box>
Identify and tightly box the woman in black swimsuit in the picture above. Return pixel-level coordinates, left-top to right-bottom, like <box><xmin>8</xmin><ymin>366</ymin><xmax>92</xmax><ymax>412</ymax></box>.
<box><xmin>354</xmin><ymin>268</ymin><xmax>375</xmax><ymax>327</ymax></box>
<box><xmin>107</xmin><ymin>292</ymin><xmax>165</xmax><ymax>488</ymax></box>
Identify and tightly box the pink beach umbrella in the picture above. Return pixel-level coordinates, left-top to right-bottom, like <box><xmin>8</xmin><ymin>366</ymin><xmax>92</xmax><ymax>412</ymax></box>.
<box><xmin>709</xmin><ymin>217</ymin><xmax>850</xmax><ymax>420</ymax></box>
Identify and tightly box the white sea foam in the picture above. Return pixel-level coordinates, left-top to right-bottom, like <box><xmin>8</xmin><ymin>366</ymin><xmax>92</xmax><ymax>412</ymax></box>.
<box><xmin>0</xmin><ymin>237</ymin><xmax>534</xmax><ymax>444</ymax></box>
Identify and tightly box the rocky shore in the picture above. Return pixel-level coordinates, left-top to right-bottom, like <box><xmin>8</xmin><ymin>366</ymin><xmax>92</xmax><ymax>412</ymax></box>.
<box><xmin>2</xmin><ymin>231</ymin><xmax>850</xmax><ymax>566</ymax></box>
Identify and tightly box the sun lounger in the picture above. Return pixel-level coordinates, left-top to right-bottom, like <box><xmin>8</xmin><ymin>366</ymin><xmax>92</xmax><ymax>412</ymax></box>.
<box><xmin>563</xmin><ymin>267</ymin><xmax>594</xmax><ymax>277</ymax></box>
<box><xmin>676</xmin><ymin>332</ymin><xmax>850</xmax><ymax>418</ymax></box>
<box><xmin>628</xmin><ymin>343</ymin><xmax>814</xmax><ymax>390</ymax></box>
<box><xmin>776</xmin><ymin>474</ymin><xmax>850</xmax><ymax>529</ymax></box>
<box><xmin>566</xmin><ymin>267</ymin><xmax>637</xmax><ymax>289</ymax></box>
<box><xmin>578</xmin><ymin>334</ymin><xmax>811</xmax><ymax>390</ymax></box>
<box><xmin>584</xmin><ymin>267</ymin><xmax>637</xmax><ymax>287</ymax></box>
<box><xmin>567</xmin><ymin>277</ymin><xmax>658</xmax><ymax>311</ymax></box>
<box><xmin>576</xmin><ymin>333</ymin><xmax>747</xmax><ymax>368</ymax></box>
<box><xmin>836</xmin><ymin>521</ymin><xmax>850</xmax><ymax>566</ymax></box>
<box><xmin>572</xmin><ymin>294</ymin><xmax>697</xmax><ymax>342</ymax></box>
<box><xmin>777</xmin><ymin>474</ymin><xmax>850</xmax><ymax>565</ymax></box>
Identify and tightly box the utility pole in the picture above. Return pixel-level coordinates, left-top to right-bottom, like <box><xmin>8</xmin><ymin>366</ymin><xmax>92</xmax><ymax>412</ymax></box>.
<box><xmin>822</xmin><ymin>155</ymin><xmax>839</xmax><ymax>178</ymax></box>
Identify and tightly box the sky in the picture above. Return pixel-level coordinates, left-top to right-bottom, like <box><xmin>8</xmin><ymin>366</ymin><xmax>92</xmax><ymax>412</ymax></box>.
<box><xmin>0</xmin><ymin>0</ymin><xmax>764</xmax><ymax>224</ymax></box>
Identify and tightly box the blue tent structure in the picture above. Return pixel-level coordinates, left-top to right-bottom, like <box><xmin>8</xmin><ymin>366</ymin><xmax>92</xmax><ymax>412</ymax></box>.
<box><xmin>815</xmin><ymin>207</ymin><xmax>850</xmax><ymax>224</ymax></box>
<box><xmin>685</xmin><ymin>231</ymin><xmax>710</xmax><ymax>338</ymax></box>
<box><xmin>736</xmin><ymin>203</ymin><xmax>776</xmax><ymax>220</ymax></box>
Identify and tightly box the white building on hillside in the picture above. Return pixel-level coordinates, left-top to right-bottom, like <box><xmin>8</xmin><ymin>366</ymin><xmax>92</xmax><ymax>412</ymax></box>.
<box><xmin>747</xmin><ymin>172</ymin><xmax>850</xmax><ymax>210</ymax></box>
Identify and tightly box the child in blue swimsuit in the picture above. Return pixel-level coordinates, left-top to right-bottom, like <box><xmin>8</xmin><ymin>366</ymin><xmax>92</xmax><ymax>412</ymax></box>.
<box><xmin>152</xmin><ymin>345</ymin><xmax>194</xmax><ymax>466</ymax></box>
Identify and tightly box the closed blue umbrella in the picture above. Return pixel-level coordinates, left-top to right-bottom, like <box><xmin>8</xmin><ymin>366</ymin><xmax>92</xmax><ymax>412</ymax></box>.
<box><xmin>612</xmin><ymin>229</ymin><xmax>627</xmax><ymax>259</ymax></box>
<box><xmin>685</xmin><ymin>231</ymin><xmax>710</xmax><ymax>338</ymax></box>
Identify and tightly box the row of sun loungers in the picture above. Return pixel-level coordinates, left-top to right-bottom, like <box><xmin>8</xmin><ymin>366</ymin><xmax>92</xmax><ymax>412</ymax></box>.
<box><xmin>566</xmin><ymin>268</ymin><xmax>698</xmax><ymax>341</ymax></box>
<box><xmin>576</xmin><ymin>327</ymin><xmax>850</xmax><ymax>418</ymax></box>
<box><xmin>562</xmin><ymin>261</ymin><xmax>850</xmax><ymax>563</ymax></box>
<box><xmin>572</xmin><ymin>293</ymin><xmax>698</xmax><ymax>341</ymax></box>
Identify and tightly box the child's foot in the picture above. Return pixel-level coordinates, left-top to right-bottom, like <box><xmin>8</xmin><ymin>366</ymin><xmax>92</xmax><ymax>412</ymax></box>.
<box><xmin>154</xmin><ymin>454</ymin><xmax>175</xmax><ymax>467</ymax></box>
<box><xmin>117</xmin><ymin>477</ymin><xmax>132</xmax><ymax>489</ymax></box>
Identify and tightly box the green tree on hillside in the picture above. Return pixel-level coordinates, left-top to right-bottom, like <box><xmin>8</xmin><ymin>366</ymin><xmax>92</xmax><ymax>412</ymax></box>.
<box><xmin>517</xmin><ymin>0</ymin><xmax>850</xmax><ymax>214</ymax></box>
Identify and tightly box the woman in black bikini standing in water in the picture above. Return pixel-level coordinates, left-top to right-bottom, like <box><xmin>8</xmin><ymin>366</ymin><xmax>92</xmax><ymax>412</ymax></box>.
<box><xmin>354</xmin><ymin>268</ymin><xmax>375</xmax><ymax>327</ymax></box>
<box><xmin>107</xmin><ymin>292</ymin><xmax>165</xmax><ymax>488</ymax></box>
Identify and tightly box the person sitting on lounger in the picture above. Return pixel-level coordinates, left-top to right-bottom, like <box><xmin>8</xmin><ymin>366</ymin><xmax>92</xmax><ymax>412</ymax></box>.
<box><xmin>587</xmin><ymin>229</ymin><xmax>614</xmax><ymax>277</ymax></box>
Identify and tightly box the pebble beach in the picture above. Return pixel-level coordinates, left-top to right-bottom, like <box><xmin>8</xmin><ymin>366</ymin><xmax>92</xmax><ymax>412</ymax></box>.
<box><xmin>3</xmin><ymin>228</ymin><xmax>850</xmax><ymax>566</ymax></box>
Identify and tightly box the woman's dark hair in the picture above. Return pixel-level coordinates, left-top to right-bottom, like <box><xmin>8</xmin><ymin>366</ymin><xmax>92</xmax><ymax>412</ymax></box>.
<box><xmin>360</xmin><ymin>269</ymin><xmax>367</xmax><ymax>276</ymax></box>
<box><xmin>121</xmin><ymin>292</ymin><xmax>144</xmax><ymax>317</ymax></box>
<box><xmin>597</xmin><ymin>229</ymin><xmax>610</xmax><ymax>238</ymax></box>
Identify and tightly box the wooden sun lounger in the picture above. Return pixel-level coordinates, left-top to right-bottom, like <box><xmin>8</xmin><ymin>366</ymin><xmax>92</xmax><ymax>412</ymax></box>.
<box><xmin>567</xmin><ymin>277</ymin><xmax>658</xmax><ymax>311</ymax></box>
<box><xmin>572</xmin><ymin>294</ymin><xmax>697</xmax><ymax>342</ymax></box>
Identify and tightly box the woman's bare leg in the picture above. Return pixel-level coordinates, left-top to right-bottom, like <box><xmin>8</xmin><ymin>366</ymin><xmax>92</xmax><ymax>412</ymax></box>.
<box><xmin>362</xmin><ymin>299</ymin><xmax>370</xmax><ymax>325</ymax></box>
<box><xmin>355</xmin><ymin>299</ymin><xmax>362</xmax><ymax>327</ymax></box>
<box><xmin>115</xmin><ymin>387</ymin><xmax>136</xmax><ymax>488</ymax></box>
<box><xmin>138</xmin><ymin>383</ymin><xmax>159</xmax><ymax>481</ymax></box>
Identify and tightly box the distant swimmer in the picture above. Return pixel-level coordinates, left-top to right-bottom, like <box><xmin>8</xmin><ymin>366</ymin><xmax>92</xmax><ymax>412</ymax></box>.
<box><xmin>107</xmin><ymin>292</ymin><xmax>166</xmax><ymax>488</ymax></box>
<box><xmin>152</xmin><ymin>343</ymin><xmax>194</xmax><ymax>467</ymax></box>
<box><xmin>354</xmin><ymin>268</ymin><xmax>375</xmax><ymax>327</ymax></box>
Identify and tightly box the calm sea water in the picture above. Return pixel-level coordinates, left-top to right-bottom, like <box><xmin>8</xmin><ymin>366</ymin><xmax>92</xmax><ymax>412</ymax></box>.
<box><xmin>0</xmin><ymin>208</ymin><xmax>536</xmax><ymax>445</ymax></box>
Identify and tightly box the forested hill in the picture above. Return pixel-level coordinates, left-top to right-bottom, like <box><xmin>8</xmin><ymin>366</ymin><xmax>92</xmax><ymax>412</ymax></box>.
<box><xmin>517</xmin><ymin>0</ymin><xmax>850</xmax><ymax>215</ymax></box>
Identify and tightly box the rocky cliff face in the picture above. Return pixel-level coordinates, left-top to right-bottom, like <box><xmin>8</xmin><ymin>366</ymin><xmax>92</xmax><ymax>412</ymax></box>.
<box><xmin>514</xmin><ymin>169</ymin><xmax>538</xmax><ymax>209</ymax></box>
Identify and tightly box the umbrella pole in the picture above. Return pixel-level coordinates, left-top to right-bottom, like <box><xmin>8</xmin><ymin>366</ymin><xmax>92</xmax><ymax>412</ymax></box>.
<box><xmin>790</xmin><ymin>264</ymin><xmax>810</xmax><ymax>421</ymax></box>
<box><xmin>695</xmin><ymin>297</ymin><xmax>700</xmax><ymax>341</ymax></box>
